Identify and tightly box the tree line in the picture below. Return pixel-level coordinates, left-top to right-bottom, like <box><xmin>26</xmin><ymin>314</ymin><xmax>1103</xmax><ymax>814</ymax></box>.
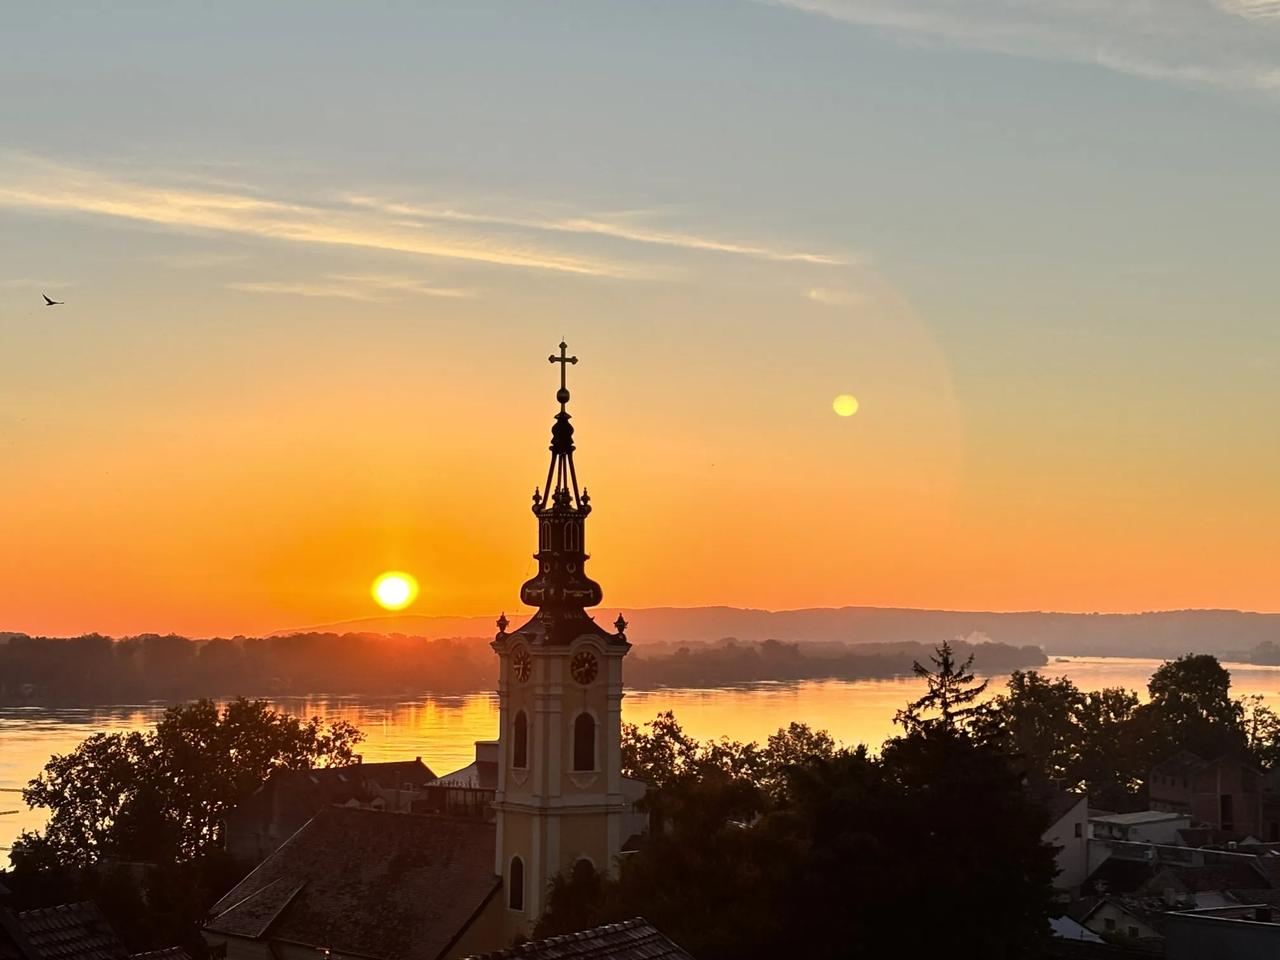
<box><xmin>0</xmin><ymin>631</ymin><xmax>1044</xmax><ymax>704</ymax></box>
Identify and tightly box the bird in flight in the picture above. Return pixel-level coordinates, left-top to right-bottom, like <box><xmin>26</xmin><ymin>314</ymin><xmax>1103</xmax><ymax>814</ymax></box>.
<box><xmin>43</xmin><ymin>294</ymin><xmax>64</xmax><ymax>306</ymax></box>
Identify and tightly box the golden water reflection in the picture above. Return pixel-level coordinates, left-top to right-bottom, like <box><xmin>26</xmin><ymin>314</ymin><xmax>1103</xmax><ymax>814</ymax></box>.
<box><xmin>4</xmin><ymin>655</ymin><xmax>1280</xmax><ymax>854</ymax></box>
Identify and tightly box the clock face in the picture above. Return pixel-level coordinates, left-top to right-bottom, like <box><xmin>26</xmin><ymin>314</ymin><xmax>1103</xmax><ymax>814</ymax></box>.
<box><xmin>512</xmin><ymin>649</ymin><xmax>532</xmax><ymax>683</ymax></box>
<box><xmin>570</xmin><ymin>650</ymin><xmax>599</xmax><ymax>685</ymax></box>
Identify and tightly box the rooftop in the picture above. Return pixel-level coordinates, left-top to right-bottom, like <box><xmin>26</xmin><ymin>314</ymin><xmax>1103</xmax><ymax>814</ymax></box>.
<box><xmin>208</xmin><ymin>806</ymin><xmax>498</xmax><ymax>960</ymax></box>
<box><xmin>1091</xmin><ymin>811</ymin><xmax>1188</xmax><ymax>826</ymax></box>
<box><xmin>10</xmin><ymin>904</ymin><xmax>126</xmax><ymax>960</ymax></box>
<box><xmin>462</xmin><ymin>919</ymin><xmax>693</xmax><ymax>960</ymax></box>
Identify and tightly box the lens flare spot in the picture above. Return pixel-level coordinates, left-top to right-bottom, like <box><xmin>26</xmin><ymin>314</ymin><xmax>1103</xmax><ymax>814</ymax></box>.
<box><xmin>833</xmin><ymin>394</ymin><xmax>859</xmax><ymax>417</ymax></box>
<box><xmin>372</xmin><ymin>571</ymin><xmax>419</xmax><ymax>611</ymax></box>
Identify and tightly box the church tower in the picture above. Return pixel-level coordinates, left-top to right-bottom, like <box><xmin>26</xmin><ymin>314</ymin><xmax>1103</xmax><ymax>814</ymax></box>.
<box><xmin>491</xmin><ymin>342</ymin><xmax>631</xmax><ymax>931</ymax></box>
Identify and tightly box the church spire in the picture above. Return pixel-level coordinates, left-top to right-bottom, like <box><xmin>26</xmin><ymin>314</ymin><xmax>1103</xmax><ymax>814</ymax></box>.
<box><xmin>512</xmin><ymin>341</ymin><xmax>622</xmax><ymax>645</ymax></box>
<box><xmin>535</xmin><ymin>341</ymin><xmax>589</xmax><ymax>514</ymax></box>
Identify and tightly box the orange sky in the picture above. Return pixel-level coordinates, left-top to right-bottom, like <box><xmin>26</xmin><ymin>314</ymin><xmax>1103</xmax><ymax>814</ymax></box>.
<box><xmin>4</xmin><ymin>5</ymin><xmax>1280</xmax><ymax>636</ymax></box>
<box><xmin>3</xmin><ymin>291</ymin><xmax>1277</xmax><ymax>637</ymax></box>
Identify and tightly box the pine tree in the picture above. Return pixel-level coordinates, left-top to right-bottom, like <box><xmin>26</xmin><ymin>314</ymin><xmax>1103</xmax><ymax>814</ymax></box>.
<box><xmin>894</xmin><ymin>639</ymin><xmax>989</xmax><ymax>735</ymax></box>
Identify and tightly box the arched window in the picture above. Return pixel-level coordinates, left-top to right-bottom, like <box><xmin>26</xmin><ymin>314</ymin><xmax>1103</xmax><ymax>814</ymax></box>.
<box><xmin>540</xmin><ymin>521</ymin><xmax>551</xmax><ymax>550</ymax></box>
<box><xmin>564</xmin><ymin>521</ymin><xmax>580</xmax><ymax>552</ymax></box>
<box><xmin>509</xmin><ymin>856</ymin><xmax>524</xmax><ymax>911</ymax></box>
<box><xmin>573</xmin><ymin>713</ymin><xmax>595</xmax><ymax>772</ymax></box>
<box><xmin>513</xmin><ymin>711</ymin><xmax>528</xmax><ymax>769</ymax></box>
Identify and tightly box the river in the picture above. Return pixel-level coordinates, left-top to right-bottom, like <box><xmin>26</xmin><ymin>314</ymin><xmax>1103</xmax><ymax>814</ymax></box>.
<box><xmin>4</xmin><ymin>654</ymin><xmax>1280</xmax><ymax>854</ymax></box>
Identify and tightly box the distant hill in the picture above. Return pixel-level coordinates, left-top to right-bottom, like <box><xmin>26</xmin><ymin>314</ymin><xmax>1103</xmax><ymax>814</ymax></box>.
<box><xmin>279</xmin><ymin>606</ymin><xmax>1280</xmax><ymax>660</ymax></box>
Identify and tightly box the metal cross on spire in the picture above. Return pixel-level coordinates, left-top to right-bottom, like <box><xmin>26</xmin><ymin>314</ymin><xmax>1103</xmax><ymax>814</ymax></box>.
<box><xmin>549</xmin><ymin>340</ymin><xmax>578</xmax><ymax>410</ymax></box>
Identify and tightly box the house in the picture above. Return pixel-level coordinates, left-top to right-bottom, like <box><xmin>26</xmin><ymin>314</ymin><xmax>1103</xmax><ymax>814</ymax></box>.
<box><xmin>1262</xmin><ymin>767</ymin><xmax>1280</xmax><ymax>843</ymax></box>
<box><xmin>414</xmin><ymin>742</ymin><xmax>499</xmax><ymax>822</ymax></box>
<box><xmin>1036</xmin><ymin>784</ymin><xmax>1089</xmax><ymax>892</ymax></box>
<box><xmin>0</xmin><ymin>902</ymin><xmax>189</xmax><ymax>960</ymax></box>
<box><xmin>1089</xmin><ymin>810</ymin><xmax>1190</xmax><ymax>844</ymax></box>
<box><xmin>1149</xmin><ymin>753</ymin><xmax>1265</xmax><ymax>836</ymax></box>
<box><xmin>1077</xmin><ymin>898</ymin><xmax>1165</xmax><ymax>945</ymax></box>
<box><xmin>224</xmin><ymin>757</ymin><xmax>436</xmax><ymax>863</ymax></box>
<box><xmin>204</xmin><ymin>344</ymin><xmax>665</xmax><ymax>959</ymax></box>
<box><xmin>460</xmin><ymin>918</ymin><xmax>693</xmax><ymax>960</ymax></box>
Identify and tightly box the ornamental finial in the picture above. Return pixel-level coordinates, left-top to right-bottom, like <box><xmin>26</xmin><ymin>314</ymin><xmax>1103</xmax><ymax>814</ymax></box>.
<box><xmin>497</xmin><ymin>612</ymin><xmax>509</xmax><ymax>633</ymax></box>
<box><xmin>549</xmin><ymin>340</ymin><xmax>578</xmax><ymax>411</ymax></box>
<box><xmin>614</xmin><ymin>613</ymin><xmax>628</xmax><ymax>635</ymax></box>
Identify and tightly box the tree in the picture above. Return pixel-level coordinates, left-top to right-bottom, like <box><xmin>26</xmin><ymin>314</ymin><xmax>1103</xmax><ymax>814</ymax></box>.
<box><xmin>544</xmin><ymin>707</ymin><xmax>1056</xmax><ymax>960</ymax></box>
<box><xmin>1148</xmin><ymin>654</ymin><xmax>1242</xmax><ymax>730</ymax></box>
<box><xmin>1136</xmin><ymin>654</ymin><xmax>1246</xmax><ymax>765</ymax></box>
<box><xmin>621</xmin><ymin>710</ymin><xmax>700</xmax><ymax>790</ymax></box>
<box><xmin>974</xmin><ymin>671</ymin><xmax>1084</xmax><ymax>781</ymax></box>
<box><xmin>1073</xmin><ymin>686</ymin><xmax>1145</xmax><ymax>810</ymax></box>
<box><xmin>894</xmin><ymin>639</ymin><xmax>989</xmax><ymax>735</ymax></box>
<box><xmin>1243</xmin><ymin>695</ymin><xmax>1280</xmax><ymax>770</ymax></box>
<box><xmin>14</xmin><ymin>698</ymin><xmax>363</xmax><ymax>866</ymax></box>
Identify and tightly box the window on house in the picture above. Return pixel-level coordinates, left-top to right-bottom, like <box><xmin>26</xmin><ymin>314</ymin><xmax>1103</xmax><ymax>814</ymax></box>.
<box><xmin>513</xmin><ymin>711</ymin><xmax>528</xmax><ymax>769</ymax></box>
<box><xmin>1104</xmin><ymin>919</ymin><xmax>1116</xmax><ymax>932</ymax></box>
<box><xmin>573</xmin><ymin>713</ymin><xmax>595</xmax><ymax>772</ymax></box>
<box><xmin>509</xmin><ymin>857</ymin><xmax>524</xmax><ymax>911</ymax></box>
<box><xmin>1074</xmin><ymin>823</ymin><xmax>1083</xmax><ymax>838</ymax></box>
<box><xmin>1127</xmin><ymin>926</ymin><xmax>1139</xmax><ymax>938</ymax></box>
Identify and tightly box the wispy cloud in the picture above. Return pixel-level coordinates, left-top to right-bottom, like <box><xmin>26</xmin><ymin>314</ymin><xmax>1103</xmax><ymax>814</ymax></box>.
<box><xmin>229</xmin><ymin>273</ymin><xmax>470</xmax><ymax>302</ymax></box>
<box><xmin>0</xmin><ymin>155</ymin><xmax>639</xmax><ymax>279</ymax></box>
<box><xmin>347</xmin><ymin>196</ymin><xmax>848</xmax><ymax>266</ymax></box>
<box><xmin>765</xmin><ymin>0</ymin><xmax>1280</xmax><ymax>94</ymax></box>
<box><xmin>0</xmin><ymin>154</ymin><xmax>848</xmax><ymax>284</ymax></box>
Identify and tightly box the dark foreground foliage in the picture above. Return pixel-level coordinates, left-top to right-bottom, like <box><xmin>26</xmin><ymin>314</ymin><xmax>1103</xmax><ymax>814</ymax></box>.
<box><xmin>2</xmin><ymin>699</ymin><xmax>363</xmax><ymax>958</ymax></box>
<box><xmin>537</xmin><ymin>642</ymin><xmax>1058</xmax><ymax>960</ymax></box>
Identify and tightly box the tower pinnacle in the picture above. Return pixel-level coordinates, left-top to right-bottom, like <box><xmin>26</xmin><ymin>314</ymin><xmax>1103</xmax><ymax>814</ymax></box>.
<box><xmin>510</xmin><ymin>342</ymin><xmax>624</xmax><ymax>645</ymax></box>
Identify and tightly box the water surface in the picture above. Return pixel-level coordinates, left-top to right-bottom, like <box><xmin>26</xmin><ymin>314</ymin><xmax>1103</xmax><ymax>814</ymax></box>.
<box><xmin>5</xmin><ymin>655</ymin><xmax>1280</xmax><ymax>854</ymax></box>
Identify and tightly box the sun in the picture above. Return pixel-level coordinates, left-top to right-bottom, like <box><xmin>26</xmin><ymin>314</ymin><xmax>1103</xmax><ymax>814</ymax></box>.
<box><xmin>371</xmin><ymin>571</ymin><xmax>419</xmax><ymax>611</ymax></box>
<box><xmin>833</xmin><ymin>393</ymin><xmax>859</xmax><ymax>417</ymax></box>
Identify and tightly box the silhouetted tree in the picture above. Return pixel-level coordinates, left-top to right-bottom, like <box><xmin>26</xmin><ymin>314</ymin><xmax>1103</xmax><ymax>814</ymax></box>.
<box><xmin>1135</xmin><ymin>653</ymin><xmax>1246</xmax><ymax>765</ymax></box>
<box><xmin>974</xmin><ymin>670</ymin><xmax>1084</xmax><ymax>780</ymax></box>
<box><xmin>544</xmin><ymin>706</ymin><xmax>1056</xmax><ymax>960</ymax></box>
<box><xmin>894</xmin><ymin>639</ymin><xmax>989</xmax><ymax>735</ymax></box>
<box><xmin>13</xmin><ymin>698</ymin><xmax>363</xmax><ymax>866</ymax></box>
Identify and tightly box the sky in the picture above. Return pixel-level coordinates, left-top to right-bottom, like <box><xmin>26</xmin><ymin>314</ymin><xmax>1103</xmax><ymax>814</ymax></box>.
<box><xmin>2</xmin><ymin>1</ymin><xmax>1279</xmax><ymax>637</ymax></box>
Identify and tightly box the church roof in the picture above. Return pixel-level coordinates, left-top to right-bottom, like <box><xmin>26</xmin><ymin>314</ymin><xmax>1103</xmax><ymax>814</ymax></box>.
<box><xmin>207</xmin><ymin>806</ymin><xmax>499</xmax><ymax>960</ymax></box>
<box><xmin>461</xmin><ymin>918</ymin><xmax>694</xmax><ymax>960</ymax></box>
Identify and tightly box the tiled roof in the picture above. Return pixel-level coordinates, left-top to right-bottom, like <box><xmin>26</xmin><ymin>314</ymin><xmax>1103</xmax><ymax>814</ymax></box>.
<box><xmin>462</xmin><ymin>919</ymin><xmax>694</xmax><ymax>960</ymax></box>
<box><xmin>207</xmin><ymin>806</ymin><xmax>498</xmax><ymax>960</ymax></box>
<box><xmin>1138</xmin><ymin>861</ymin><xmax>1271</xmax><ymax>896</ymax></box>
<box><xmin>13</xmin><ymin>904</ymin><xmax>126</xmax><ymax>960</ymax></box>
<box><xmin>128</xmin><ymin>950</ymin><xmax>191</xmax><ymax>960</ymax></box>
